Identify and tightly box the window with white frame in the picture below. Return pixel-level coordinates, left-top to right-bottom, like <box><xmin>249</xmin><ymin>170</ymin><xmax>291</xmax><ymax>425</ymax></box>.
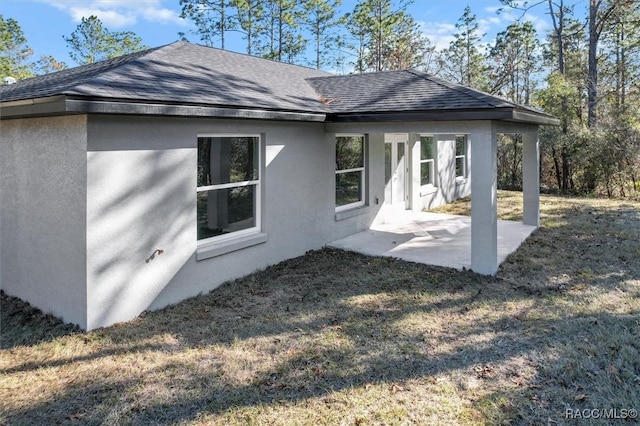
<box><xmin>455</xmin><ymin>135</ymin><xmax>468</xmax><ymax>179</ymax></box>
<box><xmin>335</xmin><ymin>135</ymin><xmax>366</xmax><ymax>211</ymax></box>
<box><xmin>420</xmin><ymin>135</ymin><xmax>436</xmax><ymax>186</ymax></box>
<box><xmin>197</xmin><ymin>135</ymin><xmax>260</xmax><ymax>243</ymax></box>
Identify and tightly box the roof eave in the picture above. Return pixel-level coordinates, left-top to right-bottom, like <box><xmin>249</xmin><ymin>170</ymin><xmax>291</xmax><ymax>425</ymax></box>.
<box><xmin>1</xmin><ymin>96</ymin><xmax>559</xmax><ymax>126</ymax></box>
<box><xmin>0</xmin><ymin>95</ymin><xmax>70</xmax><ymax>119</ymax></box>
<box><xmin>0</xmin><ymin>96</ymin><xmax>327</xmax><ymax>122</ymax></box>
<box><xmin>511</xmin><ymin>109</ymin><xmax>561</xmax><ymax>126</ymax></box>
<box><xmin>326</xmin><ymin>108</ymin><xmax>513</xmax><ymax>123</ymax></box>
<box><xmin>326</xmin><ymin>107</ymin><xmax>559</xmax><ymax>125</ymax></box>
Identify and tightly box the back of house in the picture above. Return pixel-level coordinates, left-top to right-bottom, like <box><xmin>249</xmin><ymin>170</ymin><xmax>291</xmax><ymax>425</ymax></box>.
<box><xmin>0</xmin><ymin>41</ymin><xmax>555</xmax><ymax>330</ymax></box>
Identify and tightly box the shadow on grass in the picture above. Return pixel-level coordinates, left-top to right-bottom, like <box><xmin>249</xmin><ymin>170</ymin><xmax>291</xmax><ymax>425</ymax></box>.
<box><xmin>2</xmin><ymin>197</ymin><xmax>639</xmax><ymax>424</ymax></box>
<box><xmin>1</xmin><ymin>291</ymin><xmax>81</xmax><ymax>349</ymax></box>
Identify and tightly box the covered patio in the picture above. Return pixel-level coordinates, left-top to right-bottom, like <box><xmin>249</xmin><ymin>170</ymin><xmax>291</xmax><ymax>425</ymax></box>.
<box><xmin>313</xmin><ymin>71</ymin><xmax>558</xmax><ymax>275</ymax></box>
<box><xmin>326</xmin><ymin>121</ymin><xmax>555</xmax><ymax>275</ymax></box>
<box><xmin>329</xmin><ymin>210</ymin><xmax>536</xmax><ymax>270</ymax></box>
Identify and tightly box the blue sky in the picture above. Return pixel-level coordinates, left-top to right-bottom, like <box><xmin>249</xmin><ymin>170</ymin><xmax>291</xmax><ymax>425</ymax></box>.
<box><xmin>2</xmin><ymin>0</ymin><xmax>589</xmax><ymax>68</ymax></box>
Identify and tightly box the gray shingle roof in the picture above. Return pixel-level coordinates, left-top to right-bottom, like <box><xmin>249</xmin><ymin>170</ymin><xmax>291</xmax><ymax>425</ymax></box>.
<box><xmin>306</xmin><ymin>70</ymin><xmax>526</xmax><ymax>113</ymax></box>
<box><xmin>0</xmin><ymin>41</ymin><xmax>331</xmax><ymax>113</ymax></box>
<box><xmin>1</xmin><ymin>47</ymin><xmax>154</xmax><ymax>102</ymax></box>
<box><xmin>1</xmin><ymin>41</ymin><xmax>556</xmax><ymax>124</ymax></box>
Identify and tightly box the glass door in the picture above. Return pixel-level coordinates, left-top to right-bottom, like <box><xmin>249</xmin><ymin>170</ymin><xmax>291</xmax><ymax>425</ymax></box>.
<box><xmin>384</xmin><ymin>139</ymin><xmax>407</xmax><ymax>208</ymax></box>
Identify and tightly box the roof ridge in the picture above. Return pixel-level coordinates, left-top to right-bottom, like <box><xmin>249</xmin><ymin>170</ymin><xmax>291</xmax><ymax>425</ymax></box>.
<box><xmin>307</xmin><ymin>69</ymin><xmax>410</xmax><ymax>81</ymax></box>
<box><xmin>66</xmin><ymin>43</ymin><xmax>177</xmax><ymax>87</ymax></box>
<box><xmin>406</xmin><ymin>70</ymin><xmax>513</xmax><ymax>109</ymax></box>
<box><xmin>177</xmin><ymin>41</ymin><xmax>333</xmax><ymax>75</ymax></box>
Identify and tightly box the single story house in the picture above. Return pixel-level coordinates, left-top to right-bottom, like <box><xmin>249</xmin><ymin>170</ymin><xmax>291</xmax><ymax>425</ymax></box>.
<box><xmin>0</xmin><ymin>41</ymin><xmax>557</xmax><ymax>330</ymax></box>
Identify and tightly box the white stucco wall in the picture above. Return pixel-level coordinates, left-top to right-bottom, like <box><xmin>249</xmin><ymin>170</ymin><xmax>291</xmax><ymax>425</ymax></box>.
<box><xmin>84</xmin><ymin>115</ymin><xmax>385</xmax><ymax>329</ymax></box>
<box><xmin>0</xmin><ymin>115</ymin><xmax>88</xmax><ymax>327</ymax></box>
<box><xmin>327</xmin><ymin>121</ymin><xmax>483</xmax><ymax>213</ymax></box>
<box><xmin>410</xmin><ymin>134</ymin><xmax>472</xmax><ymax>211</ymax></box>
<box><xmin>2</xmin><ymin>113</ymin><xmax>501</xmax><ymax>330</ymax></box>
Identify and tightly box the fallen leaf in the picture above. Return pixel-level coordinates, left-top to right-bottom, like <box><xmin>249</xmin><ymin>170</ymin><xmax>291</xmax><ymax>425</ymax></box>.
<box><xmin>286</xmin><ymin>347</ymin><xmax>298</xmax><ymax>355</ymax></box>
<box><xmin>474</xmin><ymin>363</ymin><xmax>495</xmax><ymax>379</ymax></box>
<box><xmin>391</xmin><ymin>383</ymin><xmax>404</xmax><ymax>393</ymax></box>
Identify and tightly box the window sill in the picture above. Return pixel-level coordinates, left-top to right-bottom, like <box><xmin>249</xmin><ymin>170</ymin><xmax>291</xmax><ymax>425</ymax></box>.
<box><xmin>455</xmin><ymin>177</ymin><xmax>468</xmax><ymax>185</ymax></box>
<box><xmin>196</xmin><ymin>232</ymin><xmax>268</xmax><ymax>261</ymax></box>
<box><xmin>420</xmin><ymin>185</ymin><xmax>438</xmax><ymax>196</ymax></box>
<box><xmin>335</xmin><ymin>205</ymin><xmax>368</xmax><ymax>221</ymax></box>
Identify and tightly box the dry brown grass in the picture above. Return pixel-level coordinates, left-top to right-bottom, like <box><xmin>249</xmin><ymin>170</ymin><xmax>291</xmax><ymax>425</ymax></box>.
<box><xmin>2</xmin><ymin>191</ymin><xmax>639</xmax><ymax>425</ymax></box>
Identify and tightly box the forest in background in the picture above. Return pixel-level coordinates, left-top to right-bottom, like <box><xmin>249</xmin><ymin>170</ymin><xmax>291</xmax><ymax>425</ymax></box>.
<box><xmin>2</xmin><ymin>0</ymin><xmax>639</xmax><ymax>198</ymax></box>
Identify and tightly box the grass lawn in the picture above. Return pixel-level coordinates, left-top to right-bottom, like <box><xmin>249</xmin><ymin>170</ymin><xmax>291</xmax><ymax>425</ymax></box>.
<box><xmin>1</xmin><ymin>191</ymin><xmax>639</xmax><ymax>425</ymax></box>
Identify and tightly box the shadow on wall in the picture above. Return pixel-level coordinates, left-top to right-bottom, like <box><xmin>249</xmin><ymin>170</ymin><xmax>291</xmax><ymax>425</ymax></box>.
<box><xmin>86</xmin><ymin>147</ymin><xmax>195</xmax><ymax>330</ymax></box>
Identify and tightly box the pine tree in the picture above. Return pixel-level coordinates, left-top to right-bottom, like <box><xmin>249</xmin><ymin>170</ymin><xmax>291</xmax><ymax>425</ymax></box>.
<box><xmin>261</xmin><ymin>0</ymin><xmax>306</xmax><ymax>63</ymax></box>
<box><xmin>303</xmin><ymin>0</ymin><xmax>346</xmax><ymax>70</ymax></box>
<box><xmin>383</xmin><ymin>11</ymin><xmax>435</xmax><ymax>71</ymax></box>
<box><xmin>233</xmin><ymin>0</ymin><xmax>265</xmax><ymax>55</ymax></box>
<box><xmin>438</xmin><ymin>6</ymin><xmax>487</xmax><ymax>89</ymax></box>
<box><xmin>489</xmin><ymin>22</ymin><xmax>541</xmax><ymax>191</ymax></box>
<box><xmin>34</xmin><ymin>55</ymin><xmax>67</xmax><ymax>75</ymax></box>
<box><xmin>347</xmin><ymin>0</ymin><xmax>430</xmax><ymax>72</ymax></box>
<box><xmin>489</xmin><ymin>21</ymin><xmax>540</xmax><ymax>104</ymax></box>
<box><xmin>64</xmin><ymin>16</ymin><xmax>147</xmax><ymax>64</ymax></box>
<box><xmin>180</xmin><ymin>0</ymin><xmax>235</xmax><ymax>49</ymax></box>
<box><xmin>0</xmin><ymin>15</ymin><xmax>34</xmax><ymax>79</ymax></box>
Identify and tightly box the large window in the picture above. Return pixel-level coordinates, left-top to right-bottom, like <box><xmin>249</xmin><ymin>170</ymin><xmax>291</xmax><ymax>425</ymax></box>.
<box><xmin>335</xmin><ymin>135</ymin><xmax>366</xmax><ymax>211</ymax></box>
<box><xmin>420</xmin><ymin>135</ymin><xmax>436</xmax><ymax>186</ymax></box>
<box><xmin>197</xmin><ymin>135</ymin><xmax>260</xmax><ymax>243</ymax></box>
<box><xmin>455</xmin><ymin>135</ymin><xmax>468</xmax><ymax>179</ymax></box>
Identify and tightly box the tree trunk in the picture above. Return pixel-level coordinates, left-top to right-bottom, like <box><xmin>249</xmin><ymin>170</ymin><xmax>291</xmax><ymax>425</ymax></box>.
<box><xmin>562</xmin><ymin>146</ymin><xmax>570</xmax><ymax>192</ymax></box>
<box><xmin>220</xmin><ymin>0</ymin><xmax>226</xmax><ymax>49</ymax></box>
<box><xmin>587</xmin><ymin>0</ymin><xmax>600</xmax><ymax>127</ymax></box>
<box><xmin>552</xmin><ymin>147</ymin><xmax>563</xmax><ymax>191</ymax></box>
<box><xmin>278</xmin><ymin>4</ymin><xmax>283</xmax><ymax>61</ymax></box>
<box><xmin>620</xmin><ymin>21</ymin><xmax>626</xmax><ymax>108</ymax></box>
<box><xmin>549</xmin><ymin>0</ymin><xmax>565</xmax><ymax>75</ymax></box>
<box><xmin>316</xmin><ymin>21</ymin><xmax>320</xmax><ymax>69</ymax></box>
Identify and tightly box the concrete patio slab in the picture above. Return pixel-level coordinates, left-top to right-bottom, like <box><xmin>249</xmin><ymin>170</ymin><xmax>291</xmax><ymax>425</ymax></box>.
<box><xmin>328</xmin><ymin>212</ymin><xmax>536</xmax><ymax>270</ymax></box>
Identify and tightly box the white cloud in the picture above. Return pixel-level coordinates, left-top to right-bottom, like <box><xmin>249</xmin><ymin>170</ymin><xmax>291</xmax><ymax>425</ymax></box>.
<box><xmin>419</xmin><ymin>4</ymin><xmax>552</xmax><ymax>54</ymax></box>
<box><xmin>142</xmin><ymin>7</ymin><xmax>184</xmax><ymax>25</ymax></box>
<box><xmin>419</xmin><ymin>21</ymin><xmax>457</xmax><ymax>51</ymax></box>
<box><xmin>523</xmin><ymin>13</ymin><xmax>550</xmax><ymax>35</ymax></box>
<box><xmin>69</xmin><ymin>7</ymin><xmax>137</xmax><ymax>27</ymax></box>
<box><xmin>486</xmin><ymin>5</ymin><xmax>550</xmax><ymax>38</ymax></box>
<box><xmin>41</xmin><ymin>0</ymin><xmax>185</xmax><ymax>29</ymax></box>
<box><xmin>481</xmin><ymin>16</ymin><xmax>502</xmax><ymax>27</ymax></box>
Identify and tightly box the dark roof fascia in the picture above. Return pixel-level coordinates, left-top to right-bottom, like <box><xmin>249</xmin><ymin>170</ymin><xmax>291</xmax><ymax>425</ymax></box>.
<box><xmin>0</xmin><ymin>96</ymin><xmax>327</xmax><ymax>122</ymax></box>
<box><xmin>0</xmin><ymin>96</ymin><xmax>69</xmax><ymax>119</ymax></box>
<box><xmin>65</xmin><ymin>98</ymin><xmax>327</xmax><ymax>122</ymax></box>
<box><xmin>2</xmin><ymin>96</ymin><xmax>559</xmax><ymax>126</ymax></box>
<box><xmin>512</xmin><ymin>109</ymin><xmax>561</xmax><ymax>126</ymax></box>
<box><xmin>325</xmin><ymin>108</ymin><xmax>515</xmax><ymax>123</ymax></box>
<box><xmin>326</xmin><ymin>107</ymin><xmax>559</xmax><ymax>125</ymax></box>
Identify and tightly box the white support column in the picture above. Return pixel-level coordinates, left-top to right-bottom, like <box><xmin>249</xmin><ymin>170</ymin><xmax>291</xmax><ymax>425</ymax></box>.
<box><xmin>409</xmin><ymin>133</ymin><xmax>421</xmax><ymax>213</ymax></box>
<box><xmin>522</xmin><ymin>130</ymin><xmax>540</xmax><ymax>227</ymax></box>
<box><xmin>471</xmin><ymin>123</ymin><xmax>498</xmax><ymax>275</ymax></box>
